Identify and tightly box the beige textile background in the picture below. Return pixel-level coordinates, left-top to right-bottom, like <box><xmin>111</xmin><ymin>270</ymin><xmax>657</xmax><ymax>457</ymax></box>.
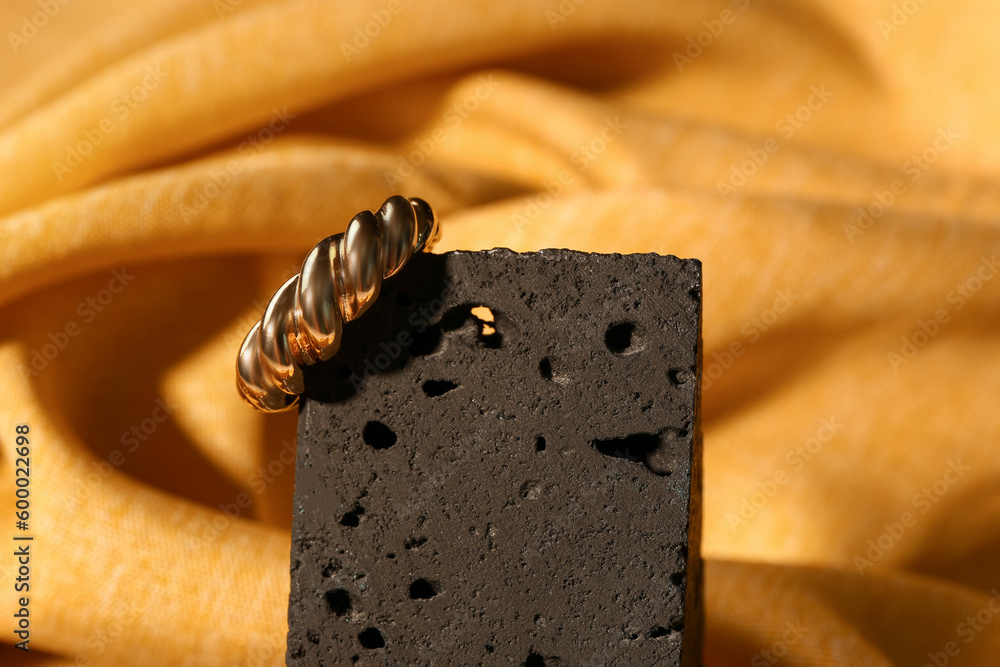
<box><xmin>0</xmin><ymin>0</ymin><xmax>999</xmax><ymax>664</ymax></box>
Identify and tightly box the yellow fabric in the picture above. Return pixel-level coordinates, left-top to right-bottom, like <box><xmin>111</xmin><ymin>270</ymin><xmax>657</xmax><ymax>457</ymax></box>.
<box><xmin>1</xmin><ymin>0</ymin><xmax>998</xmax><ymax>664</ymax></box>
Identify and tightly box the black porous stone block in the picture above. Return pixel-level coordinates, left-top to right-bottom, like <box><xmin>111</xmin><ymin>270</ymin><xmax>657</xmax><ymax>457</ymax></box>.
<box><xmin>288</xmin><ymin>249</ymin><xmax>703</xmax><ymax>666</ymax></box>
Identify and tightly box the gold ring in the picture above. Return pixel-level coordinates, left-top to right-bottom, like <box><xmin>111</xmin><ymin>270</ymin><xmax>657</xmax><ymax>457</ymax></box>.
<box><xmin>236</xmin><ymin>196</ymin><xmax>440</xmax><ymax>412</ymax></box>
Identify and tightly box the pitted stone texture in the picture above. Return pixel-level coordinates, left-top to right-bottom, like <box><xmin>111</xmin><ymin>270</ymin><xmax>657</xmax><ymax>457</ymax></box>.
<box><xmin>288</xmin><ymin>249</ymin><xmax>702</xmax><ymax>666</ymax></box>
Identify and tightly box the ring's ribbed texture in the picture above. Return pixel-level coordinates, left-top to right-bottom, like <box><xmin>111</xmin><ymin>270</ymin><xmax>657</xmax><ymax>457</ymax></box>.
<box><xmin>236</xmin><ymin>196</ymin><xmax>439</xmax><ymax>412</ymax></box>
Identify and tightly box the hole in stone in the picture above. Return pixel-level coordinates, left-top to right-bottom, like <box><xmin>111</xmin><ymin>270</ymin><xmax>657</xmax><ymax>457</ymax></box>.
<box><xmin>322</xmin><ymin>563</ymin><xmax>340</xmax><ymax>578</ymax></box>
<box><xmin>605</xmin><ymin>322</ymin><xmax>637</xmax><ymax>354</ymax></box>
<box><xmin>351</xmin><ymin>656</ymin><xmax>359</xmax><ymax>664</ymax></box>
<box><xmin>358</xmin><ymin>627</ymin><xmax>385</xmax><ymax>649</ymax></box>
<box><xmin>486</xmin><ymin>644</ymin><xmax>495</xmax><ymax>653</ymax></box>
<box><xmin>471</xmin><ymin>306</ymin><xmax>501</xmax><ymax>347</ymax></box>
<box><xmin>439</xmin><ymin>303</ymin><xmax>519</xmax><ymax>349</ymax></box>
<box><xmin>335</xmin><ymin>364</ymin><xmax>353</xmax><ymax>379</ymax></box>
<box><xmin>395</xmin><ymin>292</ymin><xmax>413</xmax><ymax>307</ymax></box>
<box><xmin>306</xmin><ymin>630</ymin><xmax>320</xmax><ymax>645</ymax></box>
<box><xmin>340</xmin><ymin>505</ymin><xmax>364</xmax><ymax>527</ymax></box>
<box><xmin>410</xmin><ymin>325</ymin><xmax>442</xmax><ymax>356</ymax></box>
<box><xmin>668</xmin><ymin>369</ymin><xmax>689</xmax><ymax>385</ymax></box>
<box><xmin>670</xmin><ymin>571</ymin><xmax>686</xmax><ymax>587</ymax></box>
<box><xmin>524</xmin><ymin>651</ymin><xmax>546</xmax><ymax>666</ymax></box>
<box><xmin>325</xmin><ymin>588</ymin><xmax>352</xmax><ymax>617</ymax></box>
<box><xmin>689</xmin><ymin>287</ymin><xmax>700</xmax><ymax>302</ymax></box>
<box><xmin>404</xmin><ymin>536</ymin><xmax>428</xmax><ymax>550</ymax></box>
<box><xmin>363</xmin><ymin>421</ymin><xmax>397</xmax><ymax>450</ymax></box>
<box><xmin>519</xmin><ymin>479</ymin><xmax>543</xmax><ymax>500</ymax></box>
<box><xmin>538</xmin><ymin>357</ymin><xmax>553</xmax><ymax>380</ymax></box>
<box><xmin>650</xmin><ymin>626</ymin><xmax>668</xmax><ymax>639</ymax></box>
<box><xmin>670</xmin><ymin>618</ymin><xmax>684</xmax><ymax>632</ymax></box>
<box><xmin>590</xmin><ymin>433</ymin><xmax>665</xmax><ymax>475</ymax></box>
<box><xmin>535</xmin><ymin>436</ymin><xmax>546</xmax><ymax>452</ymax></box>
<box><xmin>409</xmin><ymin>578</ymin><xmax>439</xmax><ymax>599</ymax></box>
<box><xmin>422</xmin><ymin>380</ymin><xmax>458</xmax><ymax>397</ymax></box>
<box><xmin>386</xmin><ymin>552</ymin><xmax>396</xmax><ymax>559</ymax></box>
<box><xmin>471</xmin><ymin>305</ymin><xmax>494</xmax><ymax>327</ymax></box>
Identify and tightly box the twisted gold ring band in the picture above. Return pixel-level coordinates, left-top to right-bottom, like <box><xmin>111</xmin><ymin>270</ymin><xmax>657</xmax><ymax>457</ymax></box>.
<box><xmin>236</xmin><ymin>196</ymin><xmax>439</xmax><ymax>412</ymax></box>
